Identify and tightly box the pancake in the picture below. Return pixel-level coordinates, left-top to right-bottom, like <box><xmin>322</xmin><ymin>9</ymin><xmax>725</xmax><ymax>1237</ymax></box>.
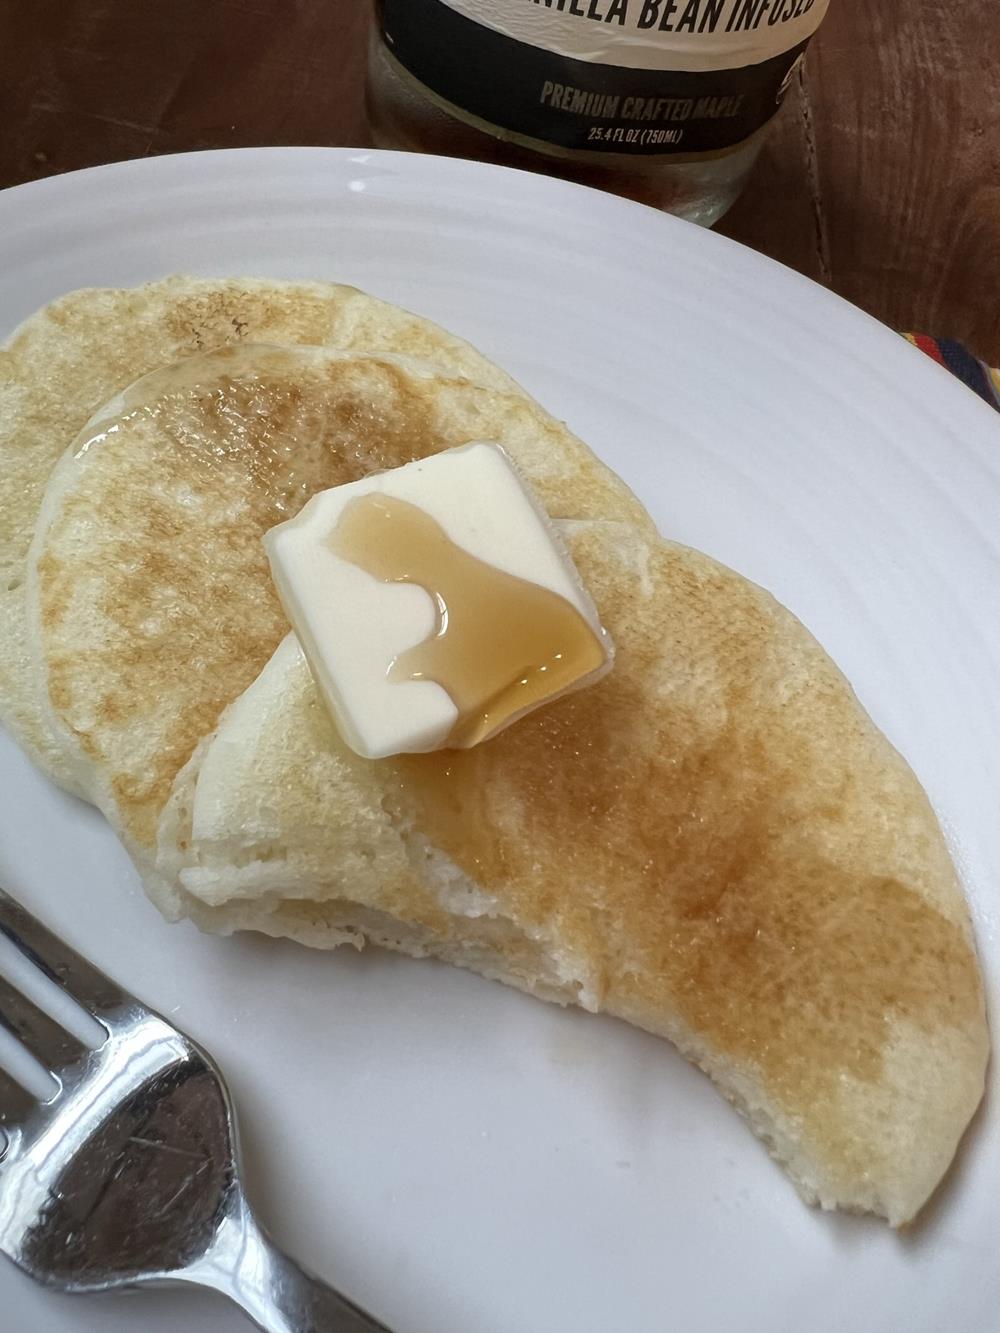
<box><xmin>7</xmin><ymin>278</ymin><xmax>988</xmax><ymax>1225</ymax></box>
<box><xmin>27</xmin><ymin>343</ymin><xmax>652</xmax><ymax>851</ymax></box>
<box><xmin>0</xmin><ymin>276</ymin><xmax>526</xmax><ymax>792</ymax></box>
<box><xmin>158</xmin><ymin>519</ymin><xmax>988</xmax><ymax>1226</ymax></box>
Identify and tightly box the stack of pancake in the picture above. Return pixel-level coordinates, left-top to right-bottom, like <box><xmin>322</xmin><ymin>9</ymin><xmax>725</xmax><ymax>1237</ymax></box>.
<box><xmin>0</xmin><ymin>277</ymin><xmax>987</xmax><ymax>1225</ymax></box>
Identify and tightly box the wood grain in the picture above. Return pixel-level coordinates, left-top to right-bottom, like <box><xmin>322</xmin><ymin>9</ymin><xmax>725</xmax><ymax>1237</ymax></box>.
<box><xmin>721</xmin><ymin>0</ymin><xmax>1000</xmax><ymax>361</ymax></box>
<box><xmin>1</xmin><ymin>0</ymin><xmax>998</xmax><ymax>362</ymax></box>
<box><xmin>0</xmin><ymin>0</ymin><xmax>370</xmax><ymax>181</ymax></box>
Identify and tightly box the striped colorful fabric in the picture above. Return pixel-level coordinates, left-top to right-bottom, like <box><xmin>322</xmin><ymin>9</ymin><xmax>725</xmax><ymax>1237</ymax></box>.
<box><xmin>904</xmin><ymin>333</ymin><xmax>1000</xmax><ymax>412</ymax></box>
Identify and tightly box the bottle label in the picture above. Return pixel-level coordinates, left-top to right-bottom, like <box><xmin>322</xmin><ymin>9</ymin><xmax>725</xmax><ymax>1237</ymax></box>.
<box><xmin>380</xmin><ymin>0</ymin><xmax>829</xmax><ymax>157</ymax></box>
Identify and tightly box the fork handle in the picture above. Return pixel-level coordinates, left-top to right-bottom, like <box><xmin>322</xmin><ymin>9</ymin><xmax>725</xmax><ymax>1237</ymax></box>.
<box><xmin>193</xmin><ymin>1199</ymin><xmax>393</xmax><ymax>1333</ymax></box>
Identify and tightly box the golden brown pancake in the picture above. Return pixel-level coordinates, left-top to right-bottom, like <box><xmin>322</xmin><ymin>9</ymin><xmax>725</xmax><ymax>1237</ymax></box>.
<box><xmin>158</xmin><ymin>519</ymin><xmax>988</xmax><ymax>1226</ymax></box>
<box><xmin>0</xmin><ymin>275</ymin><xmax>532</xmax><ymax>791</ymax></box>
<box><xmin>5</xmin><ymin>280</ymin><xmax>987</xmax><ymax>1227</ymax></box>
<box><xmin>27</xmin><ymin>343</ymin><xmax>650</xmax><ymax>848</ymax></box>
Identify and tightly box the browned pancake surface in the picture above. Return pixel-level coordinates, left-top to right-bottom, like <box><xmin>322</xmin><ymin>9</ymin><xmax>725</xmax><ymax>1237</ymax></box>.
<box><xmin>33</xmin><ymin>345</ymin><xmax>649</xmax><ymax>846</ymax></box>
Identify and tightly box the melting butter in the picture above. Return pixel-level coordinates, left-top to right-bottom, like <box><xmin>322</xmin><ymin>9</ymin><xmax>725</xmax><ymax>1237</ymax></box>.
<box><xmin>329</xmin><ymin>493</ymin><xmax>607</xmax><ymax>748</ymax></box>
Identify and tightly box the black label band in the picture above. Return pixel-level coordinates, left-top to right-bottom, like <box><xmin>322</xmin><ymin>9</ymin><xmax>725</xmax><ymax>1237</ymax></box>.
<box><xmin>381</xmin><ymin>0</ymin><xmax>808</xmax><ymax>156</ymax></box>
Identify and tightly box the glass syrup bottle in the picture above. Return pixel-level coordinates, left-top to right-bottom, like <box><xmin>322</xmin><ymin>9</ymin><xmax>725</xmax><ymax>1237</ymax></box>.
<box><xmin>366</xmin><ymin>0</ymin><xmax>830</xmax><ymax>226</ymax></box>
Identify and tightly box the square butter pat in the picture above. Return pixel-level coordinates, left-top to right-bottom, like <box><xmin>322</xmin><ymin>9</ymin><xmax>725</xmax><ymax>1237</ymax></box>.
<box><xmin>263</xmin><ymin>442</ymin><xmax>614</xmax><ymax>759</ymax></box>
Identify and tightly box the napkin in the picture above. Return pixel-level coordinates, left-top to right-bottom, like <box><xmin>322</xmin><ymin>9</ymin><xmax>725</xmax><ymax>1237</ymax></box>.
<box><xmin>905</xmin><ymin>334</ymin><xmax>1000</xmax><ymax>413</ymax></box>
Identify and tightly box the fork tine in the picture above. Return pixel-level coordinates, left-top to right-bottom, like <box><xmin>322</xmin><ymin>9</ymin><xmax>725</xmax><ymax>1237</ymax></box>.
<box><xmin>0</xmin><ymin>886</ymin><xmax>128</xmax><ymax>1017</ymax></box>
<box><xmin>0</xmin><ymin>1065</ymin><xmax>36</xmax><ymax>1127</ymax></box>
<box><xmin>0</xmin><ymin>974</ymin><xmax>90</xmax><ymax>1074</ymax></box>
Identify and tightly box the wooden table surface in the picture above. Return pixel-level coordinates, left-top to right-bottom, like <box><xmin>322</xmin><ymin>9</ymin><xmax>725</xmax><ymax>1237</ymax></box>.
<box><xmin>4</xmin><ymin>1</ymin><xmax>999</xmax><ymax>363</ymax></box>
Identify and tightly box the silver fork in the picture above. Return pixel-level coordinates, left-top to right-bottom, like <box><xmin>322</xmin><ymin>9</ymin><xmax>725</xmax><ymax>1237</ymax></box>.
<box><xmin>0</xmin><ymin>885</ymin><xmax>393</xmax><ymax>1332</ymax></box>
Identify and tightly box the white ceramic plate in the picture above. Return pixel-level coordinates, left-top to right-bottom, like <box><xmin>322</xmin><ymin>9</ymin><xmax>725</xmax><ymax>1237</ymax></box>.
<box><xmin>0</xmin><ymin>148</ymin><xmax>998</xmax><ymax>1333</ymax></box>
